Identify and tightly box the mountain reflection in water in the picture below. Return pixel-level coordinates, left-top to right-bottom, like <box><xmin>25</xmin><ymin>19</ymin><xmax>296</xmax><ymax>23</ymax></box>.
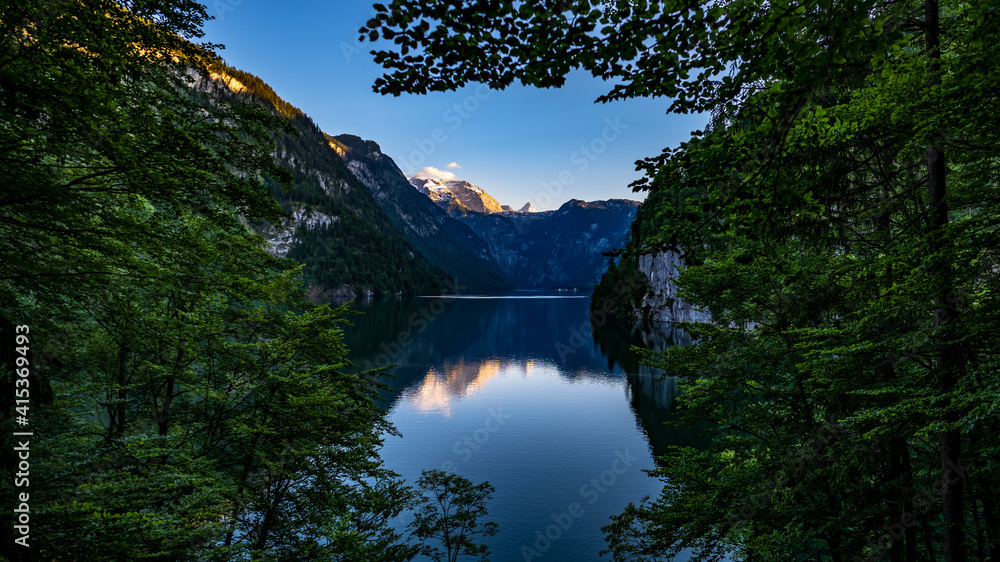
<box><xmin>404</xmin><ymin>358</ymin><xmax>503</xmax><ymax>416</ymax></box>
<box><xmin>340</xmin><ymin>292</ymin><xmax>713</xmax><ymax>561</ymax></box>
<box><xmin>343</xmin><ymin>292</ymin><xmax>710</xmax><ymax>463</ymax></box>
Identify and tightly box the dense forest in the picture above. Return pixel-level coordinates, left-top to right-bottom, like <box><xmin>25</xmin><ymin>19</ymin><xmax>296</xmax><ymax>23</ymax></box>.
<box><xmin>0</xmin><ymin>1</ymin><xmax>488</xmax><ymax>560</ymax></box>
<box><xmin>362</xmin><ymin>0</ymin><xmax>1000</xmax><ymax>561</ymax></box>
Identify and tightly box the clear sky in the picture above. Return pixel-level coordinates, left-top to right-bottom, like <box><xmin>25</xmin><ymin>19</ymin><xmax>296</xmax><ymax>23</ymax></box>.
<box><xmin>200</xmin><ymin>1</ymin><xmax>708</xmax><ymax>211</ymax></box>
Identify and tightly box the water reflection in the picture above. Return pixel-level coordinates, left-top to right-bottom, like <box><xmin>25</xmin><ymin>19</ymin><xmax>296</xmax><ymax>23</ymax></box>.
<box><xmin>591</xmin><ymin>318</ymin><xmax>714</xmax><ymax>458</ymax></box>
<box><xmin>343</xmin><ymin>293</ymin><xmax>712</xmax><ymax>459</ymax></box>
<box><xmin>344</xmin><ymin>294</ymin><xmax>622</xmax><ymax>395</ymax></box>
<box><xmin>404</xmin><ymin>359</ymin><xmax>502</xmax><ymax>416</ymax></box>
<box><xmin>341</xmin><ymin>293</ymin><xmax>713</xmax><ymax>561</ymax></box>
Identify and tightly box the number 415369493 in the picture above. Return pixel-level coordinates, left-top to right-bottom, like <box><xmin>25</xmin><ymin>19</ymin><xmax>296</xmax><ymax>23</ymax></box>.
<box><xmin>15</xmin><ymin>325</ymin><xmax>30</xmax><ymax>418</ymax></box>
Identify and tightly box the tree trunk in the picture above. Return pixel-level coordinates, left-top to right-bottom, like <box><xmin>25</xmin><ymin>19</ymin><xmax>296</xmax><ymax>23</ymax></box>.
<box><xmin>157</xmin><ymin>376</ymin><xmax>173</xmax><ymax>437</ymax></box>
<box><xmin>920</xmin><ymin>518</ymin><xmax>936</xmax><ymax>560</ymax></box>
<box><xmin>925</xmin><ymin>0</ymin><xmax>965</xmax><ymax>559</ymax></box>
<box><xmin>974</xmin><ymin>432</ymin><xmax>998</xmax><ymax>562</ymax></box>
<box><xmin>900</xmin><ymin>443</ymin><xmax>918</xmax><ymax>562</ymax></box>
<box><xmin>973</xmin><ymin>499</ymin><xmax>985</xmax><ymax>562</ymax></box>
<box><xmin>113</xmin><ymin>344</ymin><xmax>129</xmax><ymax>440</ymax></box>
<box><xmin>889</xmin><ymin>437</ymin><xmax>905</xmax><ymax>562</ymax></box>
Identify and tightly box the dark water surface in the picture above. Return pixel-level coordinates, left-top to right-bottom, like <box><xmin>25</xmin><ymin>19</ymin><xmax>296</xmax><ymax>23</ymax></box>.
<box><xmin>343</xmin><ymin>291</ymin><xmax>710</xmax><ymax>561</ymax></box>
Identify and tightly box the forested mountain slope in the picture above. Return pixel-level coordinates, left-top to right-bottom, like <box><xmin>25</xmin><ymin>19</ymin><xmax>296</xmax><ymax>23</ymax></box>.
<box><xmin>194</xmin><ymin>63</ymin><xmax>450</xmax><ymax>297</ymax></box>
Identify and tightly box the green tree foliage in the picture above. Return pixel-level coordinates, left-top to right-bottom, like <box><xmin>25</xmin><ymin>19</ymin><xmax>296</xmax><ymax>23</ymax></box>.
<box><xmin>362</xmin><ymin>0</ymin><xmax>1000</xmax><ymax>560</ymax></box>
<box><xmin>408</xmin><ymin>469</ymin><xmax>499</xmax><ymax>562</ymax></box>
<box><xmin>0</xmin><ymin>0</ymin><xmax>290</xmax><ymax>315</ymax></box>
<box><xmin>33</xmin><ymin>255</ymin><xmax>413</xmax><ymax>560</ymax></box>
<box><xmin>590</xmin><ymin>253</ymin><xmax>650</xmax><ymax>325</ymax></box>
<box><xmin>0</xmin><ymin>2</ymin><xmax>422</xmax><ymax>560</ymax></box>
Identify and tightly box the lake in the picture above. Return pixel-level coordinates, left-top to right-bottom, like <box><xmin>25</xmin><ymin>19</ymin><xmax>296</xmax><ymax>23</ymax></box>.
<box><xmin>343</xmin><ymin>291</ymin><xmax>711</xmax><ymax>561</ymax></box>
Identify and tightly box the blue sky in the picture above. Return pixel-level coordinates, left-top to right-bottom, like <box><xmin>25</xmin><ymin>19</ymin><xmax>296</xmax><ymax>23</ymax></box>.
<box><xmin>201</xmin><ymin>1</ymin><xmax>708</xmax><ymax>211</ymax></box>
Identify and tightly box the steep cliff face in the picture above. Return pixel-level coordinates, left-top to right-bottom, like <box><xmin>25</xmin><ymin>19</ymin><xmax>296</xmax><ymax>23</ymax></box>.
<box><xmin>196</xmin><ymin>63</ymin><xmax>449</xmax><ymax>297</ymax></box>
<box><xmin>330</xmin><ymin>134</ymin><xmax>514</xmax><ymax>292</ymax></box>
<box><xmin>592</xmin><ymin>189</ymin><xmax>714</xmax><ymax>326</ymax></box>
<box><xmin>636</xmin><ymin>251</ymin><xmax>712</xmax><ymax>323</ymax></box>
<box><xmin>448</xmin><ymin>199</ymin><xmax>640</xmax><ymax>289</ymax></box>
<box><xmin>257</xmin><ymin>205</ymin><xmax>338</xmax><ymax>258</ymax></box>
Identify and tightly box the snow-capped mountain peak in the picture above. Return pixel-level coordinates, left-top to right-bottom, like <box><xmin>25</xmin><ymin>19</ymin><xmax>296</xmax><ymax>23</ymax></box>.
<box><xmin>448</xmin><ymin>180</ymin><xmax>485</xmax><ymax>195</ymax></box>
<box><xmin>407</xmin><ymin>176</ymin><xmax>504</xmax><ymax>214</ymax></box>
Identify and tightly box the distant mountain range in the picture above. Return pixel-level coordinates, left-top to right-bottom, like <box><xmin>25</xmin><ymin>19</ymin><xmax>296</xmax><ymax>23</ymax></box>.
<box><xmin>403</xmin><ymin>170</ymin><xmax>639</xmax><ymax>288</ymax></box>
<box><xmin>199</xmin><ymin>64</ymin><xmax>639</xmax><ymax>294</ymax></box>
<box><xmin>409</xmin><ymin>177</ymin><xmax>514</xmax><ymax>215</ymax></box>
<box><xmin>408</xmin><ymin>177</ymin><xmax>540</xmax><ymax>216</ymax></box>
<box><xmin>435</xmin><ymin>195</ymin><xmax>640</xmax><ymax>289</ymax></box>
<box><xmin>329</xmin><ymin>134</ymin><xmax>514</xmax><ymax>292</ymax></box>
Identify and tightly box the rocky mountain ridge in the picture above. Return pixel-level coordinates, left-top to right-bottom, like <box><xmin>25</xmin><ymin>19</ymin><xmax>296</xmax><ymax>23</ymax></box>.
<box><xmin>195</xmin><ymin>63</ymin><xmax>449</xmax><ymax>298</ymax></box>
<box><xmin>406</xmin><ymin>174</ymin><xmax>641</xmax><ymax>288</ymax></box>
<box><xmin>329</xmin><ymin>134</ymin><xmax>514</xmax><ymax>292</ymax></box>
<box><xmin>409</xmin><ymin>177</ymin><xmax>535</xmax><ymax>216</ymax></box>
<box><xmin>447</xmin><ymin>197</ymin><xmax>640</xmax><ymax>288</ymax></box>
<box><xmin>198</xmin><ymin>63</ymin><xmax>638</xmax><ymax>294</ymax></box>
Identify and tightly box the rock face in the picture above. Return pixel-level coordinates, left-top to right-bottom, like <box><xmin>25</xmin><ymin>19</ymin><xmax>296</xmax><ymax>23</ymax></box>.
<box><xmin>332</xmin><ymin>134</ymin><xmax>514</xmax><ymax>292</ymax></box>
<box><xmin>196</xmin><ymin>64</ymin><xmax>449</xmax><ymax>297</ymax></box>
<box><xmin>637</xmin><ymin>251</ymin><xmax>713</xmax><ymax>323</ymax></box>
<box><xmin>446</xmin><ymin>198</ymin><xmax>640</xmax><ymax>289</ymax></box>
<box><xmin>591</xmin><ymin>187</ymin><xmax>726</xmax><ymax>327</ymax></box>
<box><xmin>409</xmin><ymin>177</ymin><xmax>505</xmax><ymax>214</ymax></box>
<box><xmin>260</xmin><ymin>206</ymin><xmax>338</xmax><ymax>258</ymax></box>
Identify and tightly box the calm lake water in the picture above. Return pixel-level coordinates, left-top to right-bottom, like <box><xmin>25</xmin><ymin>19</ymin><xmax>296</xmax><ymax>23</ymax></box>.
<box><xmin>343</xmin><ymin>291</ymin><xmax>711</xmax><ymax>561</ymax></box>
